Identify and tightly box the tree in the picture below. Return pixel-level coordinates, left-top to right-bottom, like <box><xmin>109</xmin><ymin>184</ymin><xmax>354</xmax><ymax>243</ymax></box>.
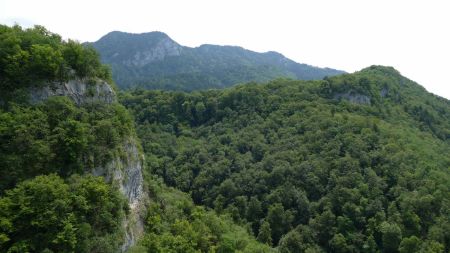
<box><xmin>267</xmin><ymin>203</ymin><xmax>294</xmax><ymax>244</ymax></box>
<box><xmin>257</xmin><ymin>221</ymin><xmax>273</xmax><ymax>246</ymax></box>
<box><xmin>380</xmin><ymin>222</ymin><xmax>402</xmax><ymax>253</ymax></box>
<box><xmin>399</xmin><ymin>236</ymin><xmax>420</xmax><ymax>253</ymax></box>
<box><xmin>0</xmin><ymin>174</ymin><xmax>75</xmax><ymax>252</ymax></box>
<box><xmin>0</xmin><ymin>174</ymin><xmax>125</xmax><ymax>253</ymax></box>
<box><xmin>28</xmin><ymin>44</ymin><xmax>63</xmax><ymax>81</ymax></box>
<box><xmin>329</xmin><ymin>233</ymin><xmax>351</xmax><ymax>253</ymax></box>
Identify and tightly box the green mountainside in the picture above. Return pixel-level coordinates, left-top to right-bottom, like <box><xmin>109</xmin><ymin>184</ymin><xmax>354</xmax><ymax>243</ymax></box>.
<box><xmin>122</xmin><ymin>66</ymin><xmax>450</xmax><ymax>252</ymax></box>
<box><xmin>0</xmin><ymin>25</ymin><xmax>269</xmax><ymax>253</ymax></box>
<box><xmin>89</xmin><ymin>31</ymin><xmax>344</xmax><ymax>91</ymax></box>
<box><xmin>1</xmin><ymin>24</ymin><xmax>449</xmax><ymax>253</ymax></box>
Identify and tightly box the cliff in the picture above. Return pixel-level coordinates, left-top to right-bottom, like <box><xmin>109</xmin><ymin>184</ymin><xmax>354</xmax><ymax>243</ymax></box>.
<box><xmin>29</xmin><ymin>79</ymin><xmax>116</xmax><ymax>105</ymax></box>
<box><xmin>93</xmin><ymin>139</ymin><xmax>146</xmax><ymax>251</ymax></box>
<box><xmin>29</xmin><ymin>80</ymin><xmax>146</xmax><ymax>252</ymax></box>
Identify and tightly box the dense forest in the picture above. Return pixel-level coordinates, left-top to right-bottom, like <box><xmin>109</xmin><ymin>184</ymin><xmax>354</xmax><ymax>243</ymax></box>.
<box><xmin>0</xmin><ymin>25</ymin><xmax>269</xmax><ymax>252</ymax></box>
<box><xmin>0</xmin><ymin>24</ymin><xmax>112</xmax><ymax>103</ymax></box>
<box><xmin>121</xmin><ymin>66</ymin><xmax>449</xmax><ymax>252</ymax></box>
<box><xmin>89</xmin><ymin>31</ymin><xmax>344</xmax><ymax>91</ymax></box>
<box><xmin>0</xmin><ymin>25</ymin><xmax>132</xmax><ymax>252</ymax></box>
<box><xmin>1</xmin><ymin>24</ymin><xmax>449</xmax><ymax>253</ymax></box>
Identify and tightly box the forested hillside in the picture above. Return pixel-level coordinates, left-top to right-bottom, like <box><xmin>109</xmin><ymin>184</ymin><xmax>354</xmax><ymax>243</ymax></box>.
<box><xmin>1</xmin><ymin>24</ymin><xmax>449</xmax><ymax>253</ymax></box>
<box><xmin>0</xmin><ymin>25</ymin><xmax>270</xmax><ymax>253</ymax></box>
<box><xmin>0</xmin><ymin>24</ymin><xmax>134</xmax><ymax>252</ymax></box>
<box><xmin>90</xmin><ymin>31</ymin><xmax>344</xmax><ymax>91</ymax></box>
<box><xmin>122</xmin><ymin>66</ymin><xmax>450</xmax><ymax>252</ymax></box>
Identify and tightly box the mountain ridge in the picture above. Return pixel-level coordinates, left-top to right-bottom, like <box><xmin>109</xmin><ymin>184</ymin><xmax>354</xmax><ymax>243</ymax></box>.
<box><xmin>121</xmin><ymin>64</ymin><xmax>450</xmax><ymax>252</ymax></box>
<box><xmin>89</xmin><ymin>31</ymin><xmax>345</xmax><ymax>90</ymax></box>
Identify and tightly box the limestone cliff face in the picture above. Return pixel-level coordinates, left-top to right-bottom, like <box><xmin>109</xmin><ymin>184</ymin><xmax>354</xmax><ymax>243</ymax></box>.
<box><xmin>125</xmin><ymin>37</ymin><xmax>182</xmax><ymax>67</ymax></box>
<box><xmin>334</xmin><ymin>90</ymin><xmax>372</xmax><ymax>105</ymax></box>
<box><xmin>29</xmin><ymin>80</ymin><xmax>146</xmax><ymax>252</ymax></box>
<box><xmin>92</xmin><ymin>139</ymin><xmax>146</xmax><ymax>252</ymax></box>
<box><xmin>29</xmin><ymin>79</ymin><xmax>116</xmax><ymax>105</ymax></box>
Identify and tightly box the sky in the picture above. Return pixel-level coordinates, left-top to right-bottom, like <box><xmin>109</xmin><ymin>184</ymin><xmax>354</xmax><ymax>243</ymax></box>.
<box><xmin>1</xmin><ymin>0</ymin><xmax>449</xmax><ymax>99</ymax></box>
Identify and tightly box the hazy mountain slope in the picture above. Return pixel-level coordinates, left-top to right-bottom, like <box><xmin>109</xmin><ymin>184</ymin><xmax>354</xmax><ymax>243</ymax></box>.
<box><xmin>90</xmin><ymin>31</ymin><xmax>344</xmax><ymax>90</ymax></box>
<box><xmin>121</xmin><ymin>66</ymin><xmax>450</xmax><ymax>252</ymax></box>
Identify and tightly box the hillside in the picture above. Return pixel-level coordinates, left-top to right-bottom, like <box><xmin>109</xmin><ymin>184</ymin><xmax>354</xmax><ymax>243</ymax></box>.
<box><xmin>0</xmin><ymin>25</ymin><xmax>271</xmax><ymax>253</ymax></box>
<box><xmin>121</xmin><ymin>66</ymin><xmax>450</xmax><ymax>252</ymax></box>
<box><xmin>89</xmin><ymin>31</ymin><xmax>344</xmax><ymax>91</ymax></box>
<box><xmin>1</xmin><ymin>24</ymin><xmax>449</xmax><ymax>253</ymax></box>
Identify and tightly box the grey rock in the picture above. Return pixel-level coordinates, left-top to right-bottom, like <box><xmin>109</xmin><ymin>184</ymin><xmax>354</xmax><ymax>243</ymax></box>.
<box><xmin>334</xmin><ymin>90</ymin><xmax>371</xmax><ymax>105</ymax></box>
<box><xmin>92</xmin><ymin>139</ymin><xmax>147</xmax><ymax>252</ymax></box>
<box><xmin>29</xmin><ymin>79</ymin><xmax>116</xmax><ymax>105</ymax></box>
<box><xmin>381</xmin><ymin>86</ymin><xmax>389</xmax><ymax>98</ymax></box>
<box><xmin>125</xmin><ymin>37</ymin><xmax>182</xmax><ymax>67</ymax></box>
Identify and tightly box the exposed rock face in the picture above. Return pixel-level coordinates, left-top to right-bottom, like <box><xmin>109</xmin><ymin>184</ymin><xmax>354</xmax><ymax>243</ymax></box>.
<box><xmin>334</xmin><ymin>90</ymin><xmax>371</xmax><ymax>105</ymax></box>
<box><xmin>92</xmin><ymin>139</ymin><xmax>146</xmax><ymax>252</ymax></box>
<box><xmin>381</xmin><ymin>86</ymin><xmax>389</xmax><ymax>98</ymax></box>
<box><xmin>29</xmin><ymin>79</ymin><xmax>116</xmax><ymax>105</ymax></box>
<box><xmin>125</xmin><ymin>37</ymin><xmax>182</xmax><ymax>67</ymax></box>
<box><xmin>30</xmin><ymin>80</ymin><xmax>146</xmax><ymax>251</ymax></box>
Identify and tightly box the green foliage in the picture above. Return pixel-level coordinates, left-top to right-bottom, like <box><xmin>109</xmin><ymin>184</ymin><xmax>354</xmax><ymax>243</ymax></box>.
<box><xmin>257</xmin><ymin>221</ymin><xmax>273</xmax><ymax>246</ymax></box>
<box><xmin>380</xmin><ymin>222</ymin><xmax>402</xmax><ymax>253</ymax></box>
<box><xmin>398</xmin><ymin>236</ymin><xmax>420</xmax><ymax>253</ymax></box>
<box><xmin>0</xmin><ymin>96</ymin><xmax>134</xmax><ymax>192</ymax></box>
<box><xmin>122</xmin><ymin>67</ymin><xmax>450</xmax><ymax>252</ymax></box>
<box><xmin>90</xmin><ymin>31</ymin><xmax>344</xmax><ymax>90</ymax></box>
<box><xmin>0</xmin><ymin>24</ymin><xmax>112</xmax><ymax>102</ymax></box>
<box><xmin>0</xmin><ymin>174</ymin><xmax>126</xmax><ymax>253</ymax></box>
<box><xmin>137</xmin><ymin>179</ymin><xmax>274</xmax><ymax>252</ymax></box>
<box><xmin>0</xmin><ymin>25</ymin><xmax>138</xmax><ymax>252</ymax></box>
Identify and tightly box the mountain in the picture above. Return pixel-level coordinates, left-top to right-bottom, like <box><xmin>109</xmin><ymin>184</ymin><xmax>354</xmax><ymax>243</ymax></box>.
<box><xmin>121</xmin><ymin>66</ymin><xmax>450</xmax><ymax>252</ymax></box>
<box><xmin>2</xmin><ymin>24</ymin><xmax>449</xmax><ymax>253</ymax></box>
<box><xmin>0</xmin><ymin>25</ymin><xmax>272</xmax><ymax>253</ymax></box>
<box><xmin>89</xmin><ymin>31</ymin><xmax>345</xmax><ymax>90</ymax></box>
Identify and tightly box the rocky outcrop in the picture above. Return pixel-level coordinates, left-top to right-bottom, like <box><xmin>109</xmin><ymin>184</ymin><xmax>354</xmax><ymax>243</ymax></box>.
<box><xmin>380</xmin><ymin>86</ymin><xmax>389</xmax><ymax>98</ymax></box>
<box><xmin>125</xmin><ymin>37</ymin><xmax>182</xmax><ymax>67</ymax></box>
<box><xmin>92</xmin><ymin>139</ymin><xmax>147</xmax><ymax>252</ymax></box>
<box><xmin>334</xmin><ymin>90</ymin><xmax>371</xmax><ymax>105</ymax></box>
<box><xmin>30</xmin><ymin>80</ymin><xmax>146</xmax><ymax>251</ymax></box>
<box><xmin>29</xmin><ymin>79</ymin><xmax>116</xmax><ymax>105</ymax></box>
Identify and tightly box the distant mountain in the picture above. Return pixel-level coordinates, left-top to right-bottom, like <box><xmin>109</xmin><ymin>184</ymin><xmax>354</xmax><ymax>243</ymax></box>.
<box><xmin>89</xmin><ymin>31</ymin><xmax>345</xmax><ymax>90</ymax></box>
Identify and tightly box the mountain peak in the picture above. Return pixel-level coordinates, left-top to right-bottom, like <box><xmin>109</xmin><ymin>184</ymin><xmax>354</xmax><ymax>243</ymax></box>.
<box><xmin>359</xmin><ymin>65</ymin><xmax>402</xmax><ymax>77</ymax></box>
<box><xmin>98</xmin><ymin>30</ymin><xmax>172</xmax><ymax>42</ymax></box>
<box><xmin>91</xmin><ymin>30</ymin><xmax>344</xmax><ymax>90</ymax></box>
<box><xmin>93</xmin><ymin>30</ymin><xmax>182</xmax><ymax>68</ymax></box>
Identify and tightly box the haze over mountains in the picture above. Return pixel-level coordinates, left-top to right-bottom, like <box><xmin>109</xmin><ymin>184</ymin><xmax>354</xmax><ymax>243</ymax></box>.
<box><xmin>89</xmin><ymin>31</ymin><xmax>344</xmax><ymax>91</ymax></box>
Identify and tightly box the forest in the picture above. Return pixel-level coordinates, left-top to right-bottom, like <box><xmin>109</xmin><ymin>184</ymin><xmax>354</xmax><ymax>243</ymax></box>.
<box><xmin>0</xmin><ymin>24</ymin><xmax>449</xmax><ymax>253</ymax></box>
<box><xmin>121</xmin><ymin>66</ymin><xmax>449</xmax><ymax>252</ymax></box>
<box><xmin>0</xmin><ymin>25</ymin><xmax>270</xmax><ymax>253</ymax></box>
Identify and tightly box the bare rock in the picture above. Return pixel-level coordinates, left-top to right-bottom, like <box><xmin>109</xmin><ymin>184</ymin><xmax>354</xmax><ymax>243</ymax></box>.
<box><xmin>29</xmin><ymin>79</ymin><xmax>116</xmax><ymax>105</ymax></box>
<box><xmin>125</xmin><ymin>37</ymin><xmax>182</xmax><ymax>67</ymax></box>
<box><xmin>334</xmin><ymin>90</ymin><xmax>371</xmax><ymax>105</ymax></box>
<box><xmin>92</xmin><ymin>138</ymin><xmax>147</xmax><ymax>252</ymax></box>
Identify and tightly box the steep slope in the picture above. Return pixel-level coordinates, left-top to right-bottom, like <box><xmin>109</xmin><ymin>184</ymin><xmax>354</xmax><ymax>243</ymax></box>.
<box><xmin>90</xmin><ymin>31</ymin><xmax>344</xmax><ymax>90</ymax></box>
<box><xmin>0</xmin><ymin>25</ymin><xmax>146</xmax><ymax>252</ymax></box>
<box><xmin>0</xmin><ymin>25</ymin><xmax>272</xmax><ymax>253</ymax></box>
<box><xmin>122</xmin><ymin>66</ymin><xmax>450</xmax><ymax>252</ymax></box>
